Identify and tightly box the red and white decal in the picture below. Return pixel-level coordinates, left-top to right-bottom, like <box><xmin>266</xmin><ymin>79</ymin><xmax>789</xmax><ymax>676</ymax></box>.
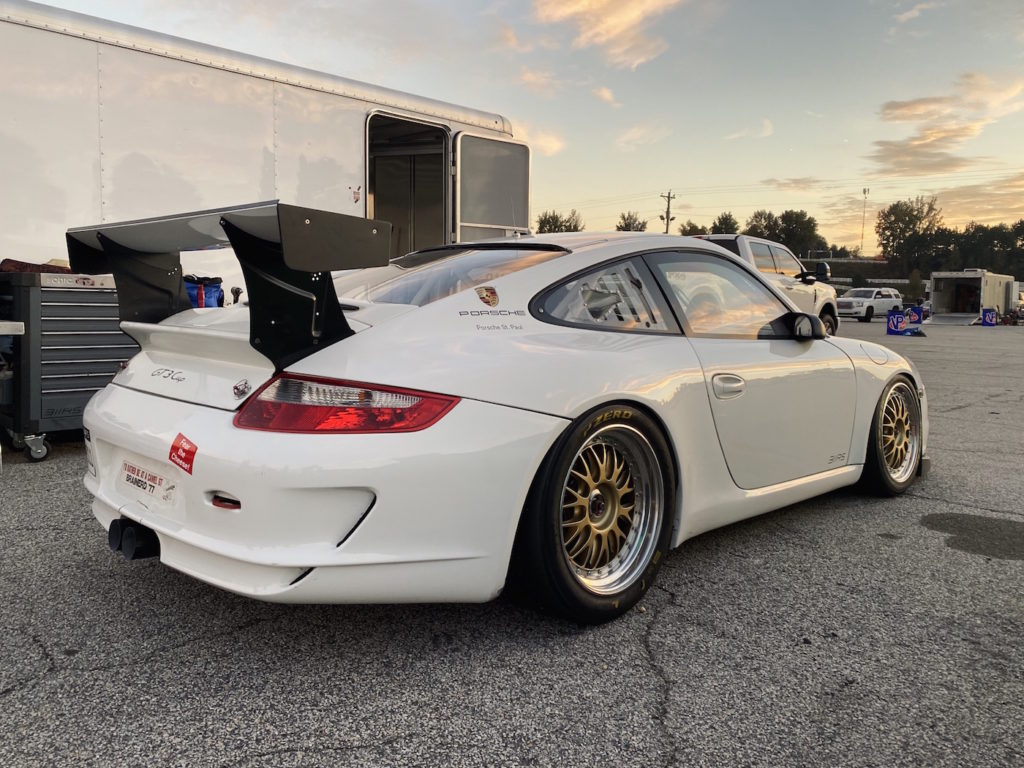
<box><xmin>118</xmin><ymin>459</ymin><xmax>176</xmax><ymax>504</ymax></box>
<box><xmin>169</xmin><ymin>433</ymin><xmax>198</xmax><ymax>474</ymax></box>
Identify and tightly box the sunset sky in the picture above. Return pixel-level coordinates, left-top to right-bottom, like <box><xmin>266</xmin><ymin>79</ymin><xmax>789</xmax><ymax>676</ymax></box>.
<box><xmin>41</xmin><ymin>0</ymin><xmax>1024</xmax><ymax>254</ymax></box>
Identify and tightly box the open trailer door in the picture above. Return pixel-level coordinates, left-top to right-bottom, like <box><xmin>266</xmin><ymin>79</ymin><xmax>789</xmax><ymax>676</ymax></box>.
<box><xmin>454</xmin><ymin>133</ymin><xmax>530</xmax><ymax>242</ymax></box>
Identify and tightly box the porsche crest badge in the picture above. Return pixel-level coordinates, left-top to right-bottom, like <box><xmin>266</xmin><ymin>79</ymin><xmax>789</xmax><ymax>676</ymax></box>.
<box><xmin>475</xmin><ymin>286</ymin><xmax>499</xmax><ymax>307</ymax></box>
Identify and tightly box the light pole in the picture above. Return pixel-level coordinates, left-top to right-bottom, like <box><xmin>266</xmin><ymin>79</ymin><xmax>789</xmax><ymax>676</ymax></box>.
<box><xmin>860</xmin><ymin>187</ymin><xmax>870</xmax><ymax>257</ymax></box>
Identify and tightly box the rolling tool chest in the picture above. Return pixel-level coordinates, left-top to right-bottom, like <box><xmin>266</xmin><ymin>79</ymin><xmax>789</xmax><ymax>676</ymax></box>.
<box><xmin>0</xmin><ymin>272</ymin><xmax>137</xmax><ymax>461</ymax></box>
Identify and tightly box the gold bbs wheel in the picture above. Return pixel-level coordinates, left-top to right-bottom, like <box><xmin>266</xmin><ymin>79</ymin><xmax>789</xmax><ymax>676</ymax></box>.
<box><xmin>880</xmin><ymin>380</ymin><xmax>921</xmax><ymax>485</ymax></box>
<box><xmin>862</xmin><ymin>375</ymin><xmax>923</xmax><ymax>496</ymax></box>
<box><xmin>559</xmin><ymin>424</ymin><xmax>664</xmax><ymax>595</ymax></box>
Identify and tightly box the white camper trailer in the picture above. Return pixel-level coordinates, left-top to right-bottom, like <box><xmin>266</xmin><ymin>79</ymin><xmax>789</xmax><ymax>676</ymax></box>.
<box><xmin>928</xmin><ymin>269</ymin><xmax>1016</xmax><ymax>325</ymax></box>
<box><xmin>0</xmin><ymin>0</ymin><xmax>530</xmax><ymax>460</ymax></box>
<box><xmin>0</xmin><ymin>0</ymin><xmax>530</xmax><ymax>271</ymax></box>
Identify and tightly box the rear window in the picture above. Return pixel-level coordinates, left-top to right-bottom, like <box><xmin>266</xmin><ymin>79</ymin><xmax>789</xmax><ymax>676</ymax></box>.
<box><xmin>711</xmin><ymin>239</ymin><xmax>741</xmax><ymax>257</ymax></box>
<box><xmin>364</xmin><ymin>247</ymin><xmax>564</xmax><ymax>307</ymax></box>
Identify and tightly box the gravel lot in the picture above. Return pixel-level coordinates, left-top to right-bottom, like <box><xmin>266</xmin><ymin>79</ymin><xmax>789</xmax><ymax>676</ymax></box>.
<box><xmin>1</xmin><ymin>320</ymin><xmax>1021</xmax><ymax>767</ymax></box>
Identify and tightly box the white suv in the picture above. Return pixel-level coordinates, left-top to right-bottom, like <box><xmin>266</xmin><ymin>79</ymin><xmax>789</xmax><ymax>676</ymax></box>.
<box><xmin>837</xmin><ymin>287</ymin><xmax>903</xmax><ymax>322</ymax></box>
<box><xmin>696</xmin><ymin>234</ymin><xmax>840</xmax><ymax>334</ymax></box>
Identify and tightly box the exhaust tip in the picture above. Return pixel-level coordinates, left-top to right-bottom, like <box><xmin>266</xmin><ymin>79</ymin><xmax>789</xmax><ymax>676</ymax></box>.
<box><xmin>108</xmin><ymin>519</ymin><xmax>124</xmax><ymax>552</ymax></box>
<box><xmin>120</xmin><ymin>521</ymin><xmax>160</xmax><ymax>561</ymax></box>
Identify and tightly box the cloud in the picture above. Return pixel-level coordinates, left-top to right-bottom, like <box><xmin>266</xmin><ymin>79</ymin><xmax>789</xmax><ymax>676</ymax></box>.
<box><xmin>520</xmin><ymin>67</ymin><xmax>559</xmax><ymax>93</ymax></box>
<box><xmin>499</xmin><ymin>23</ymin><xmax>533</xmax><ymax>52</ymax></box>
<box><xmin>879</xmin><ymin>96</ymin><xmax>957</xmax><ymax>122</ymax></box>
<box><xmin>616</xmin><ymin>122</ymin><xmax>671</xmax><ymax>151</ymax></box>
<box><xmin>533</xmin><ymin>0</ymin><xmax>688</xmax><ymax>69</ymax></box>
<box><xmin>762</xmin><ymin>177</ymin><xmax>824</xmax><ymax>191</ymax></box>
<box><xmin>593</xmin><ymin>86</ymin><xmax>621</xmax><ymax>107</ymax></box>
<box><xmin>869</xmin><ymin>73</ymin><xmax>1024</xmax><ymax>176</ymax></box>
<box><xmin>930</xmin><ymin>171</ymin><xmax>1024</xmax><ymax>227</ymax></box>
<box><xmin>146</xmin><ymin>0</ymin><xmax>479</xmax><ymax>70</ymax></box>
<box><xmin>513</xmin><ymin>122</ymin><xmax>566</xmax><ymax>156</ymax></box>
<box><xmin>893</xmin><ymin>2</ymin><xmax>939</xmax><ymax>24</ymax></box>
<box><xmin>725</xmin><ymin>118</ymin><xmax>774</xmax><ymax>140</ymax></box>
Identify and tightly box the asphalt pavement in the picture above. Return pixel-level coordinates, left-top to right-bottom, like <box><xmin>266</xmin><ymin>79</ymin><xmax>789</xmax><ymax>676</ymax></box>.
<box><xmin>1</xmin><ymin>319</ymin><xmax>1021</xmax><ymax>767</ymax></box>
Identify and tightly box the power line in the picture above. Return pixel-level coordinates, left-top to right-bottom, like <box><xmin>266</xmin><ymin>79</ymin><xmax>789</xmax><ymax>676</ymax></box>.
<box><xmin>539</xmin><ymin>167</ymin><xmax>1023</xmax><ymax>211</ymax></box>
<box><xmin>659</xmin><ymin>190</ymin><xmax>676</xmax><ymax>234</ymax></box>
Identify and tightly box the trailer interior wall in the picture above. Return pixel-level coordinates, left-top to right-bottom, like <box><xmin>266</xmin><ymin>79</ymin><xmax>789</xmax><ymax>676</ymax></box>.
<box><xmin>930</xmin><ymin>277</ymin><xmax>981</xmax><ymax>314</ymax></box>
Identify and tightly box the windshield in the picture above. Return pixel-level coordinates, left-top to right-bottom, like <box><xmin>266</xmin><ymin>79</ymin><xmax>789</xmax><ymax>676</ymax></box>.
<box><xmin>364</xmin><ymin>247</ymin><xmax>565</xmax><ymax>307</ymax></box>
<box><xmin>846</xmin><ymin>289</ymin><xmax>875</xmax><ymax>298</ymax></box>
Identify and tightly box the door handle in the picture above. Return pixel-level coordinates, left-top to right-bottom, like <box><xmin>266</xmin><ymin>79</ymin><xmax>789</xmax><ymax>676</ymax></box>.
<box><xmin>712</xmin><ymin>373</ymin><xmax>746</xmax><ymax>400</ymax></box>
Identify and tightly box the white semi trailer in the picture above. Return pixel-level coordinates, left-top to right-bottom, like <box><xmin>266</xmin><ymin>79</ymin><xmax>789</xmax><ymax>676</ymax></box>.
<box><xmin>928</xmin><ymin>268</ymin><xmax>1016</xmax><ymax>325</ymax></box>
<box><xmin>0</xmin><ymin>0</ymin><xmax>530</xmax><ymax>272</ymax></box>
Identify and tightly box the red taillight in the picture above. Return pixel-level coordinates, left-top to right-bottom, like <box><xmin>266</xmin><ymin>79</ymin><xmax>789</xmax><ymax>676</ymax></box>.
<box><xmin>233</xmin><ymin>375</ymin><xmax>459</xmax><ymax>434</ymax></box>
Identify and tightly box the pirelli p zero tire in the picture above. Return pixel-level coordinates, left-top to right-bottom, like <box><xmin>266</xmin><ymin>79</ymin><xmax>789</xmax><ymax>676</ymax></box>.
<box><xmin>861</xmin><ymin>375</ymin><xmax>922</xmax><ymax>496</ymax></box>
<box><xmin>511</xmin><ymin>404</ymin><xmax>675</xmax><ymax>624</ymax></box>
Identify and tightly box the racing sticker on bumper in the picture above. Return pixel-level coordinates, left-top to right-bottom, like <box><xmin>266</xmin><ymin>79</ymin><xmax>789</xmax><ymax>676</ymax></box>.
<box><xmin>119</xmin><ymin>460</ymin><xmax>176</xmax><ymax>504</ymax></box>
<box><xmin>169</xmin><ymin>433</ymin><xmax>198</xmax><ymax>475</ymax></box>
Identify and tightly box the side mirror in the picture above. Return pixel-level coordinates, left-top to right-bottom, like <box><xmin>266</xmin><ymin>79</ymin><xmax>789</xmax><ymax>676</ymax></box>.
<box><xmin>815</xmin><ymin>262</ymin><xmax>831</xmax><ymax>282</ymax></box>
<box><xmin>787</xmin><ymin>312</ymin><xmax>827</xmax><ymax>341</ymax></box>
<box><xmin>797</xmin><ymin>271</ymin><xmax>817</xmax><ymax>285</ymax></box>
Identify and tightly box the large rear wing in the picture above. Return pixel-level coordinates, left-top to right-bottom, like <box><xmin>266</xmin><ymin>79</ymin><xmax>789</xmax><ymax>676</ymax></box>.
<box><xmin>67</xmin><ymin>201</ymin><xmax>391</xmax><ymax>370</ymax></box>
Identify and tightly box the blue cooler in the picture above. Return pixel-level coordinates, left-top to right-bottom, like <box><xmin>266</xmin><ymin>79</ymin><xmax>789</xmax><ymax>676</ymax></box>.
<box><xmin>906</xmin><ymin>306</ymin><xmax>923</xmax><ymax>324</ymax></box>
<box><xmin>981</xmin><ymin>308</ymin><xmax>998</xmax><ymax>326</ymax></box>
<box><xmin>184</xmin><ymin>275</ymin><xmax>224</xmax><ymax>308</ymax></box>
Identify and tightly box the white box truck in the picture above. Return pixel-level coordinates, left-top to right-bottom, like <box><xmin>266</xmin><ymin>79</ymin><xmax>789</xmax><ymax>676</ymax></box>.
<box><xmin>928</xmin><ymin>269</ymin><xmax>1016</xmax><ymax>325</ymax></box>
<box><xmin>0</xmin><ymin>0</ymin><xmax>530</xmax><ymax>277</ymax></box>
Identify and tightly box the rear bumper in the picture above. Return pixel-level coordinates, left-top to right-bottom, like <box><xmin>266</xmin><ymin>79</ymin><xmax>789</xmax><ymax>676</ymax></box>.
<box><xmin>84</xmin><ymin>384</ymin><xmax>567</xmax><ymax>603</ymax></box>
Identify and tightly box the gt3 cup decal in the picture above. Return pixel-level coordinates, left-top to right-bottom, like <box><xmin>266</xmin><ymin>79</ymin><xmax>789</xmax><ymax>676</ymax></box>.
<box><xmin>476</xmin><ymin>286</ymin><xmax>499</xmax><ymax>307</ymax></box>
<box><xmin>169</xmin><ymin>433</ymin><xmax>198</xmax><ymax>475</ymax></box>
<box><xmin>152</xmin><ymin>368</ymin><xmax>187</xmax><ymax>382</ymax></box>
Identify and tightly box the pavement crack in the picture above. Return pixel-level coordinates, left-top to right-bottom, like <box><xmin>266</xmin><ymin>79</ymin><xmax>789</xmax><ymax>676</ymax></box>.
<box><xmin>0</xmin><ymin>633</ymin><xmax>59</xmax><ymax>699</ymax></box>
<box><xmin>646</xmin><ymin>586</ymin><xmax>680</xmax><ymax>767</ymax></box>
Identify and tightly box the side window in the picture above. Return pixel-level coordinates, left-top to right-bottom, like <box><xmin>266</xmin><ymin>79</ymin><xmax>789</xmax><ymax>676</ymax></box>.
<box><xmin>749</xmin><ymin>242</ymin><xmax>776</xmax><ymax>272</ymax></box>
<box><xmin>535</xmin><ymin>258</ymin><xmax>676</xmax><ymax>333</ymax></box>
<box><xmin>770</xmin><ymin>245</ymin><xmax>804</xmax><ymax>277</ymax></box>
<box><xmin>874</xmin><ymin>291</ymin><xmax>882</xmax><ymax>299</ymax></box>
<box><xmin>647</xmin><ymin>251</ymin><xmax>790</xmax><ymax>338</ymax></box>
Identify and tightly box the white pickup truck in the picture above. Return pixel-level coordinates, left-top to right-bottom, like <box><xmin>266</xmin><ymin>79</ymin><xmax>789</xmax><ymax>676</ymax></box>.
<box><xmin>837</xmin><ymin>287</ymin><xmax>904</xmax><ymax>322</ymax></box>
<box><xmin>696</xmin><ymin>234</ymin><xmax>840</xmax><ymax>334</ymax></box>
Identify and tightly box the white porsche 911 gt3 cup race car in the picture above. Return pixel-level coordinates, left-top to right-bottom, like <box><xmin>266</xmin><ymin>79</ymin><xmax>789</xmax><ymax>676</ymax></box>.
<box><xmin>67</xmin><ymin>202</ymin><xmax>929</xmax><ymax>624</ymax></box>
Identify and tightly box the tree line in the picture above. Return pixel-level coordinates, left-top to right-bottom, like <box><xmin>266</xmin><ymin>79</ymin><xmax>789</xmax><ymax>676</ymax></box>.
<box><xmin>536</xmin><ymin>197</ymin><xmax>1024</xmax><ymax>279</ymax></box>
<box><xmin>875</xmin><ymin>196</ymin><xmax>1024</xmax><ymax>278</ymax></box>
<box><xmin>534</xmin><ymin>207</ymin><xmax>853</xmax><ymax>260</ymax></box>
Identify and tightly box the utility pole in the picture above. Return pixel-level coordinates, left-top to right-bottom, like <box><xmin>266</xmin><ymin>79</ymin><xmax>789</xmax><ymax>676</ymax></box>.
<box><xmin>860</xmin><ymin>187</ymin><xmax>870</xmax><ymax>258</ymax></box>
<box><xmin>659</xmin><ymin>189</ymin><xmax>676</xmax><ymax>234</ymax></box>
